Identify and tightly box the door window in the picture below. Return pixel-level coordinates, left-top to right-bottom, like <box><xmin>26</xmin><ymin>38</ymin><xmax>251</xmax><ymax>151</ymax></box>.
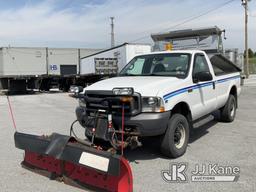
<box><xmin>193</xmin><ymin>54</ymin><xmax>210</xmax><ymax>76</ymax></box>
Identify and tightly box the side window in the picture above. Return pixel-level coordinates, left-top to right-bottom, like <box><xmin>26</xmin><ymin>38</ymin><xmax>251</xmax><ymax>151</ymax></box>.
<box><xmin>193</xmin><ymin>54</ymin><xmax>210</xmax><ymax>76</ymax></box>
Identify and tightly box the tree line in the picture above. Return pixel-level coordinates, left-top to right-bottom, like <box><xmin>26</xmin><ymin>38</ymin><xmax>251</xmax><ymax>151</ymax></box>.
<box><xmin>244</xmin><ymin>48</ymin><xmax>256</xmax><ymax>58</ymax></box>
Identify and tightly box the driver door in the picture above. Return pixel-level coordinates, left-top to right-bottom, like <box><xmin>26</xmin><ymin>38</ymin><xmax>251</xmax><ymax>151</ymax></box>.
<box><xmin>190</xmin><ymin>54</ymin><xmax>217</xmax><ymax>120</ymax></box>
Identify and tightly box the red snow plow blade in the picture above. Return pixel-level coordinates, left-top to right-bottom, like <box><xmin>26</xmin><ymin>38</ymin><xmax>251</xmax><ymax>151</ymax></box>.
<box><xmin>14</xmin><ymin>132</ymin><xmax>133</xmax><ymax>192</ymax></box>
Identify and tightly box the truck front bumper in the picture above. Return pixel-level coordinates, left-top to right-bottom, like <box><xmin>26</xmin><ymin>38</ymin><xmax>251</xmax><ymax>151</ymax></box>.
<box><xmin>76</xmin><ymin>106</ymin><xmax>170</xmax><ymax>137</ymax></box>
<box><xmin>117</xmin><ymin>111</ymin><xmax>170</xmax><ymax>136</ymax></box>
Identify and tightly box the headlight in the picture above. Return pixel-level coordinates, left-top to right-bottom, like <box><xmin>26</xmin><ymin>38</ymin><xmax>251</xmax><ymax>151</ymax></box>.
<box><xmin>79</xmin><ymin>99</ymin><xmax>86</xmax><ymax>108</ymax></box>
<box><xmin>142</xmin><ymin>97</ymin><xmax>165</xmax><ymax>112</ymax></box>
<box><xmin>113</xmin><ymin>87</ymin><xmax>134</xmax><ymax>95</ymax></box>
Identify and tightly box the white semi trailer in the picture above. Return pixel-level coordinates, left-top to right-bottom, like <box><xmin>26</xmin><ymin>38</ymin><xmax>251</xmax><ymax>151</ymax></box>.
<box><xmin>0</xmin><ymin>47</ymin><xmax>100</xmax><ymax>92</ymax></box>
<box><xmin>80</xmin><ymin>43</ymin><xmax>151</xmax><ymax>75</ymax></box>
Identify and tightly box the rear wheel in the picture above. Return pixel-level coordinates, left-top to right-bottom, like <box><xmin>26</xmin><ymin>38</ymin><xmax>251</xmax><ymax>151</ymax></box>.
<box><xmin>161</xmin><ymin>114</ymin><xmax>189</xmax><ymax>158</ymax></box>
<box><xmin>220</xmin><ymin>94</ymin><xmax>236</xmax><ymax>122</ymax></box>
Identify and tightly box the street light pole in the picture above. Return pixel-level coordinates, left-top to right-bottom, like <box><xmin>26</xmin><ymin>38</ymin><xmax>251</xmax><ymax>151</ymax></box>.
<box><xmin>242</xmin><ymin>0</ymin><xmax>250</xmax><ymax>78</ymax></box>
<box><xmin>110</xmin><ymin>17</ymin><xmax>115</xmax><ymax>48</ymax></box>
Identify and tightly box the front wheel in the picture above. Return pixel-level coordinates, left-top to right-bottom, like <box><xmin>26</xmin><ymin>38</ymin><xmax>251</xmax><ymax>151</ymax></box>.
<box><xmin>161</xmin><ymin>114</ymin><xmax>189</xmax><ymax>158</ymax></box>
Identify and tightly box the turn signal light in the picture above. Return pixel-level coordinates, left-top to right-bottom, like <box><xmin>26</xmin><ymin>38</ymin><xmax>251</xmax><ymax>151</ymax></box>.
<box><xmin>159</xmin><ymin>107</ymin><xmax>165</xmax><ymax>112</ymax></box>
<box><xmin>120</xmin><ymin>96</ymin><xmax>133</xmax><ymax>103</ymax></box>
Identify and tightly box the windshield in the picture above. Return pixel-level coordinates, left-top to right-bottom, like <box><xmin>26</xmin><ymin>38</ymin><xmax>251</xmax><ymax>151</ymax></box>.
<box><xmin>120</xmin><ymin>53</ymin><xmax>191</xmax><ymax>78</ymax></box>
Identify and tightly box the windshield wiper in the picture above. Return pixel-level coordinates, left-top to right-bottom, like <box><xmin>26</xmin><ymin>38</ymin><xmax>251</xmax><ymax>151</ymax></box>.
<box><xmin>147</xmin><ymin>73</ymin><xmax>174</xmax><ymax>76</ymax></box>
<box><xmin>119</xmin><ymin>73</ymin><xmax>139</xmax><ymax>76</ymax></box>
<box><xmin>120</xmin><ymin>73</ymin><xmax>178</xmax><ymax>77</ymax></box>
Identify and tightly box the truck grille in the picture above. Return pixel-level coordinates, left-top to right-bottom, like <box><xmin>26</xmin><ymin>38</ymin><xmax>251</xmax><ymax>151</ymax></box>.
<box><xmin>84</xmin><ymin>91</ymin><xmax>140</xmax><ymax>115</ymax></box>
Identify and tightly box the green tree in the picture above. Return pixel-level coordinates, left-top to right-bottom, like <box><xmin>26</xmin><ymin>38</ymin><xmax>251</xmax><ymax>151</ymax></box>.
<box><xmin>249</xmin><ymin>48</ymin><xmax>254</xmax><ymax>58</ymax></box>
<box><xmin>244</xmin><ymin>48</ymin><xmax>254</xmax><ymax>58</ymax></box>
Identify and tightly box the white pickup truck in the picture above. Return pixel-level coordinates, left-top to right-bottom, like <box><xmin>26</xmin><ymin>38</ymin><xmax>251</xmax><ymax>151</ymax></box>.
<box><xmin>76</xmin><ymin>50</ymin><xmax>241</xmax><ymax>158</ymax></box>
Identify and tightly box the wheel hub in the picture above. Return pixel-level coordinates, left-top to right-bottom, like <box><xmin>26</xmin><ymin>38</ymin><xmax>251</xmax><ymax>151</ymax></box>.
<box><xmin>174</xmin><ymin>123</ymin><xmax>186</xmax><ymax>149</ymax></box>
<box><xmin>230</xmin><ymin>101</ymin><xmax>235</xmax><ymax>118</ymax></box>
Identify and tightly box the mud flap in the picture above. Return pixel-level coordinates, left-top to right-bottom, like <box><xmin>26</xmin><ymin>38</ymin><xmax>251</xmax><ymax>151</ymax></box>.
<box><xmin>14</xmin><ymin>132</ymin><xmax>133</xmax><ymax>192</ymax></box>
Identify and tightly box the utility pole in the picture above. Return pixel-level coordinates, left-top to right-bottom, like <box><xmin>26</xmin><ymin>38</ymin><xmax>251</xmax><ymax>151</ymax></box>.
<box><xmin>110</xmin><ymin>17</ymin><xmax>115</xmax><ymax>48</ymax></box>
<box><xmin>242</xmin><ymin>0</ymin><xmax>250</xmax><ymax>78</ymax></box>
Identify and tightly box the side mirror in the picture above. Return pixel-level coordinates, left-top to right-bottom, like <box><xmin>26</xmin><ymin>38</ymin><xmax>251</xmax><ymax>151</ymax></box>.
<box><xmin>75</xmin><ymin>86</ymin><xmax>84</xmax><ymax>98</ymax></box>
<box><xmin>77</xmin><ymin>86</ymin><xmax>83</xmax><ymax>93</ymax></box>
<box><xmin>193</xmin><ymin>71</ymin><xmax>213</xmax><ymax>83</ymax></box>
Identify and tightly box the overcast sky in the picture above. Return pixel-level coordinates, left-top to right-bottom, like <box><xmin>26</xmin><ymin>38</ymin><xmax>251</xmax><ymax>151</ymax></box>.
<box><xmin>0</xmin><ymin>0</ymin><xmax>255</xmax><ymax>52</ymax></box>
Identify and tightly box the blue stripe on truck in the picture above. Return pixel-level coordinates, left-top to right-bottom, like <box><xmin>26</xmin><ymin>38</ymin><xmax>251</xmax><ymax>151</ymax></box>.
<box><xmin>163</xmin><ymin>75</ymin><xmax>240</xmax><ymax>101</ymax></box>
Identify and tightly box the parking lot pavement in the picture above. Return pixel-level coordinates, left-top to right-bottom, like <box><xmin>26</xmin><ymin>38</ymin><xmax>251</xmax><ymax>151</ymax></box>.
<box><xmin>0</xmin><ymin>79</ymin><xmax>256</xmax><ymax>192</ymax></box>
<box><xmin>244</xmin><ymin>74</ymin><xmax>256</xmax><ymax>87</ymax></box>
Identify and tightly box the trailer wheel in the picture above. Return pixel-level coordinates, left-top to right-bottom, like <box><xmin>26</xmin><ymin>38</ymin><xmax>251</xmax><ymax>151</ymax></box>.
<box><xmin>161</xmin><ymin>114</ymin><xmax>189</xmax><ymax>158</ymax></box>
<box><xmin>220</xmin><ymin>94</ymin><xmax>236</xmax><ymax>122</ymax></box>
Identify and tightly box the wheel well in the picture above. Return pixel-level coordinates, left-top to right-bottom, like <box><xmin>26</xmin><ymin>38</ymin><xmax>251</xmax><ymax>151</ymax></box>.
<box><xmin>172</xmin><ymin>102</ymin><xmax>192</xmax><ymax>123</ymax></box>
<box><xmin>230</xmin><ymin>86</ymin><xmax>238</xmax><ymax>106</ymax></box>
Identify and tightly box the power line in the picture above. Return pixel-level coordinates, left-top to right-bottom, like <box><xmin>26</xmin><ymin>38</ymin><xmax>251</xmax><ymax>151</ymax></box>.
<box><xmin>129</xmin><ymin>0</ymin><xmax>236</xmax><ymax>43</ymax></box>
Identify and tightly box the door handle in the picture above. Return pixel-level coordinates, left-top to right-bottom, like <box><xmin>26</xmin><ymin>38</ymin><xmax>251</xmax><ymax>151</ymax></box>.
<box><xmin>212</xmin><ymin>81</ymin><xmax>216</xmax><ymax>89</ymax></box>
<box><xmin>188</xmin><ymin>88</ymin><xmax>193</xmax><ymax>93</ymax></box>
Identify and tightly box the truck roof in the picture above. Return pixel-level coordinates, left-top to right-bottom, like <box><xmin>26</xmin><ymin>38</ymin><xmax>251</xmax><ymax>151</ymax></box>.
<box><xmin>137</xmin><ymin>50</ymin><xmax>205</xmax><ymax>56</ymax></box>
<box><xmin>151</xmin><ymin>26</ymin><xmax>222</xmax><ymax>41</ymax></box>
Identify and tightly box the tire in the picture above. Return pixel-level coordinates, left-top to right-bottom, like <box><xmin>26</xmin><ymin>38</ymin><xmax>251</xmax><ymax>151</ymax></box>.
<box><xmin>220</xmin><ymin>94</ymin><xmax>236</xmax><ymax>122</ymax></box>
<box><xmin>161</xmin><ymin>113</ymin><xmax>189</xmax><ymax>158</ymax></box>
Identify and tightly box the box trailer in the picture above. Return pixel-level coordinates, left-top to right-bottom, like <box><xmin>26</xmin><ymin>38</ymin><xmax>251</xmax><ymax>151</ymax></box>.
<box><xmin>80</xmin><ymin>43</ymin><xmax>151</xmax><ymax>75</ymax></box>
<box><xmin>0</xmin><ymin>47</ymin><xmax>47</xmax><ymax>91</ymax></box>
<box><xmin>0</xmin><ymin>47</ymin><xmax>101</xmax><ymax>92</ymax></box>
<box><xmin>48</xmin><ymin>48</ymin><xmax>79</xmax><ymax>76</ymax></box>
<box><xmin>46</xmin><ymin>48</ymin><xmax>101</xmax><ymax>76</ymax></box>
<box><xmin>0</xmin><ymin>47</ymin><xmax>47</xmax><ymax>76</ymax></box>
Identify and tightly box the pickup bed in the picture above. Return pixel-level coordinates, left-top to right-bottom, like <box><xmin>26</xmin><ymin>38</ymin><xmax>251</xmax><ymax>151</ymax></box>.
<box><xmin>76</xmin><ymin>50</ymin><xmax>241</xmax><ymax>158</ymax></box>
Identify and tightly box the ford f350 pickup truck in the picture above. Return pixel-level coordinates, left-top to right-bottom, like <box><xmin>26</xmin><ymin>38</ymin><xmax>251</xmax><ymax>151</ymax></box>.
<box><xmin>76</xmin><ymin>50</ymin><xmax>241</xmax><ymax>158</ymax></box>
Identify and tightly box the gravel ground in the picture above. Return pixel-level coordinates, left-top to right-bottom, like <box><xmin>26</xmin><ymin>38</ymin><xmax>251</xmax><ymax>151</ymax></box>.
<box><xmin>0</xmin><ymin>77</ymin><xmax>256</xmax><ymax>192</ymax></box>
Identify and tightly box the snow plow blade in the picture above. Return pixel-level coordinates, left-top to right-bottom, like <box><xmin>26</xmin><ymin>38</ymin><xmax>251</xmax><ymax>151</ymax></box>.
<box><xmin>14</xmin><ymin>132</ymin><xmax>133</xmax><ymax>192</ymax></box>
